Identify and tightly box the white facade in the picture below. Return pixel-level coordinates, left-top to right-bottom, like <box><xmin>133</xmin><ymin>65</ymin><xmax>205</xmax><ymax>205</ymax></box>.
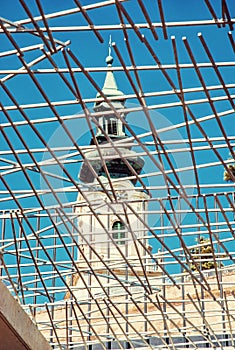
<box><xmin>72</xmin><ymin>179</ymin><xmax>155</xmax><ymax>299</ymax></box>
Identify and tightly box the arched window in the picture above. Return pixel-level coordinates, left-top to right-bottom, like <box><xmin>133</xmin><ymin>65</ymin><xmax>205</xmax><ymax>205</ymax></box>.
<box><xmin>112</xmin><ymin>221</ymin><xmax>125</xmax><ymax>245</ymax></box>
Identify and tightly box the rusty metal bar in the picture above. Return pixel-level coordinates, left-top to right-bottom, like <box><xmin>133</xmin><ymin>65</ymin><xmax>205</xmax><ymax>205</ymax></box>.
<box><xmin>222</xmin><ymin>0</ymin><xmax>234</xmax><ymax>30</ymax></box>
<box><xmin>35</xmin><ymin>0</ymin><xmax>57</xmax><ymax>51</ymax></box>
<box><xmin>137</xmin><ymin>0</ymin><xmax>158</xmax><ymax>40</ymax></box>
<box><xmin>157</xmin><ymin>0</ymin><xmax>168</xmax><ymax>39</ymax></box>
<box><xmin>61</xmin><ymin>49</ymin><xmax>118</xmax><ymax>200</ymax></box>
<box><xmin>204</xmin><ymin>0</ymin><xmax>221</xmax><ymax>28</ymax></box>
<box><xmin>171</xmin><ymin>35</ymin><xmax>201</xmax><ymax>195</ymax></box>
<box><xmin>45</xmin><ymin>303</ymin><xmax>63</xmax><ymax>350</ymax></box>
<box><xmin>19</xmin><ymin>0</ymin><xmax>53</xmax><ymax>53</ymax></box>
<box><xmin>73</xmin><ymin>0</ymin><xmax>104</xmax><ymax>43</ymax></box>
<box><xmin>183</xmin><ymin>35</ymin><xmax>235</xmax><ymax>169</ymax></box>
<box><xmin>228</xmin><ymin>31</ymin><xmax>235</xmax><ymax>52</ymax></box>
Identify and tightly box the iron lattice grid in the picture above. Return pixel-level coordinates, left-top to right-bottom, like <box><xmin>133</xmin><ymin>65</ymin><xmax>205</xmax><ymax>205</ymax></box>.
<box><xmin>1</xmin><ymin>1</ymin><xmax>235</xmax><ymax>349</ymax></box>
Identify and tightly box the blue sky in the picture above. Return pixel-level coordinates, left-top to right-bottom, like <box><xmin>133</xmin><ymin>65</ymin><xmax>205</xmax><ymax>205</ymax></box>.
<box><xmin>1</xmin><ymin>1</ymin><xmax>235</xmax><ymax>211</ymax></box>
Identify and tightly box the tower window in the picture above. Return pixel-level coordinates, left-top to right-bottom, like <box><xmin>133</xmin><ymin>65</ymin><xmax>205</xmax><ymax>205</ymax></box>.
<box><xmin>112</xmin><ymin>221</ymin><xmax>125</xmax><ymax>245</ymax></box>
<box><xmin>108</xmin><ymin>119</ymin><xmax>117</xmax><ymax>135</ymax></box>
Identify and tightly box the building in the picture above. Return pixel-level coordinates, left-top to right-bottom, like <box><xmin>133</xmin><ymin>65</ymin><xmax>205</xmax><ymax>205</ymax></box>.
<box><xmin>71</xmin><ymin>52</ymin><xmax>160</xmax><ymax>300</ymax></box>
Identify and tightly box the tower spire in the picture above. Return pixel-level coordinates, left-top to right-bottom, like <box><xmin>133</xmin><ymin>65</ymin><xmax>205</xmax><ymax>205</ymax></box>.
<box><xmin>79</xmin><ymin>42</ymin><xmax>144</xmax><ymax>183</ymax></box>
<box><xmin>94</xmin><ymin>37</ymin><xmax>124</xmax><ymax>111</ymax></box>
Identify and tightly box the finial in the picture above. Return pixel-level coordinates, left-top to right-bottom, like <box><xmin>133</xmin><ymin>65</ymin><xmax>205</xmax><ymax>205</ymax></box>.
<box><xmin>106</xmin><ymin>35</ymin><xmax>113</xmax><ymax>66</ymax></box>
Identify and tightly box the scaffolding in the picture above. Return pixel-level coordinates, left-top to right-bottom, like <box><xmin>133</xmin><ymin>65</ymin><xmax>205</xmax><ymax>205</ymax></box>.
<box><xmin>0</xmin><ymin>1</ymin><xmax>235</xmax><ymax>349</ymax></box>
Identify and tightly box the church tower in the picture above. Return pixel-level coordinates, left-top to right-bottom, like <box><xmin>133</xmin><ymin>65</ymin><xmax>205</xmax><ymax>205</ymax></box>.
<box><xmin>73</xmin><ymin>50</ymin><xmax>156</xmax><ymax>299</ymax></box>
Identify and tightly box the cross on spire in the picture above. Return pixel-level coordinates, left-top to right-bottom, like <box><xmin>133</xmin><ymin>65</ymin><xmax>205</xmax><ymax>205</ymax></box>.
<box><xmin>106</xmin><ymin>35</ymin><xmax>114</xmax><ymax>66</ymax></box>
<box><xmin>108</xmin><ymin>34</ymin><xmax>112</xmax><ymax>57</ymax></box>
